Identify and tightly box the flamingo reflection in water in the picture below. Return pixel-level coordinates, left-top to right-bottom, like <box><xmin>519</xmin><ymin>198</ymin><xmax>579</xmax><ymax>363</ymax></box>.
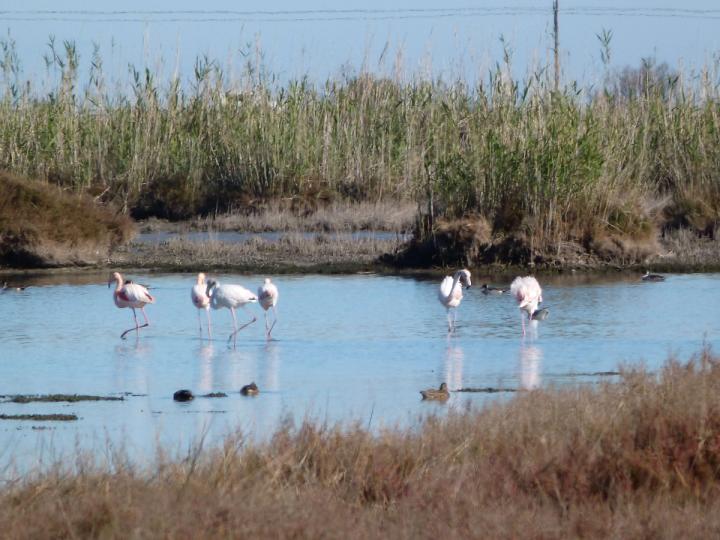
<box><xmin>443</xmin><ymin>344</ymin><xmax>465</xmax><ymax>394</ymax></box>
<box><xmin>519</xmin><ymin>344</ymin><xmax>543</xmax><ymax>390</ymax></box>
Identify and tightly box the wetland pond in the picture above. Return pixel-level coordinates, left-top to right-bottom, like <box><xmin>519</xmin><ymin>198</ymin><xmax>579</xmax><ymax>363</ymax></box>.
<box><xmin>1</xmin><ymin>271</ymin><xmax>719</xmax><ymax>475</ymax></box>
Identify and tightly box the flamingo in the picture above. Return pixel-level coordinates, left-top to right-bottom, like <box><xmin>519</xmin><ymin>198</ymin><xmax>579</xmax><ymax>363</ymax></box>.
<box><xmin>438</xmin><ymin>269</ymin><xmax>472</xmax><ymax>332</ymax></box>
<box><xmin>191</xmin><ymin>272</ymin><xmax>212</xmax><ymax>338</ymax></box>
<box><xmin>510</xmin><ymin>276</ymin><xmax>543</xmax><ymax>336</ymax></box>
<box><xmin>205</xmin><ymin>278</ymin><xmax>257</xmax><ymax>345</ymax></box>
<box><xmin>108</xmin><ymin>272</ymin><xmax>155</xmax><ymax>339</ymax></box>
<box><xmin>257</xmin><ymin>278</ymin><xmax>279</xmax><ymax>339</ymax></box>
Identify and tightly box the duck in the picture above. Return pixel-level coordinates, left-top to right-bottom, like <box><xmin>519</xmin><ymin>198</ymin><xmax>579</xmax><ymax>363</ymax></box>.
<box><xmin>173</xmin><ymin>389</ymin><xmax>194</xmax><ymax>402</ymax></box>
<box><xmin>420</xmin><ymin>382</ymin><xmax>450</xmax><ymax>401</ymax></box>
<box><xmin>2</xmin><ymin>281</ymin><xmax>27</xmax><ymax>292</ymax></box>
<box><xmin>481</xmin><ymin>284</ymin><xmax>507</xmax><ymax>295</ymax></box>
<box><xmin>641</xmin><ymin>271</ymin><xmax>665</xmax><ymax>282</ymax></box>
<box><xmin>240</xmin><ymin>382</ymin><xmax>259</xmax><ymax>396</ymax></box>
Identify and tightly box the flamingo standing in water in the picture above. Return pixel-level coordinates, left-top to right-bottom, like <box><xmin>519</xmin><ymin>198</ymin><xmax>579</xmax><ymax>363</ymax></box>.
<box><xmin>108</xmin><ymin>272</ymin><xmax>155</xmax><ymax>339</ymax></box>
<box><xmin>191</xmin><ymin>272</ymin><xmax>212</xmax><ymax>338</ymax></box>
<box><xmin>205</xmin><ymin>278</ymin><xmax>257</xmax><ymax>345</ymax></box>
<box><xmin>438</xmin><ymin>269</ymin><xmax>472</xmax><ymax>332</ymax></box>
<box><xmin>510</xmin><ymin>276</ymin><xmax>543</xmax><ymax>336</ymax></box>
<box><xmin>258</xmin><ymin>278</ymin><xmax>279</xmax><ymax>339</ymax></box>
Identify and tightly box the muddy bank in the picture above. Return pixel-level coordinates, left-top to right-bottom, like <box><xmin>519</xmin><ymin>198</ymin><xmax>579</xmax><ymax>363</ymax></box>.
<box><xmin>382</xmin><ymin>217</ymin><xmax>720</xmax><ymax>274</ymax></box>
<box><xmin>0</xmin><ymin>173</ymin><xmax>134</xmax><ymax>268</ymax></box>
<box><xmin>110</xmin><ymin>233</ymin><xmax>402</xmax><ymax>274</ymax></box>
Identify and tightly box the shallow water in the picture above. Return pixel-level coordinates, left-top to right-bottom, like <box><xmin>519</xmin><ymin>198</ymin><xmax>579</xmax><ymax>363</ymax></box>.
<box><xmin>135</xmin><ymin>230</ymin><xmax>410</xmax><ymax>244</ymax></box>
<box><xmin>0</xmin><ymin>272</ymin><xmax>718</xmax><ymax>475</ymax></box>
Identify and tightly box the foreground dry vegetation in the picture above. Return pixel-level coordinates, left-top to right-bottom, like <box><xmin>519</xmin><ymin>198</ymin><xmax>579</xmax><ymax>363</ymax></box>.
<box><xmin>2</xmin><ymin>349</ymin><xmax>720</xmax><ymax>538</ymax></box>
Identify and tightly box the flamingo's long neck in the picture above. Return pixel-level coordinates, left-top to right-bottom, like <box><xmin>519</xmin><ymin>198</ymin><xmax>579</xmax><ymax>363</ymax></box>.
<box><xmin>447</xmin><ymin>272</ymin><xmax>462</xmax><ymax>299</ymax></box>
<box><xmin>113</xmin><ymin>276</ymin><xmax>123</xmax><ymax>294</ymax></box>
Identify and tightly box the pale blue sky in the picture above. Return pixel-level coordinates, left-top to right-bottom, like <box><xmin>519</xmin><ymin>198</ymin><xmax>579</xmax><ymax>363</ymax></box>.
<box><xmin>2</xmin><ymin>1</ymin><xmax>719</xmax><ymax>90</ymax></box>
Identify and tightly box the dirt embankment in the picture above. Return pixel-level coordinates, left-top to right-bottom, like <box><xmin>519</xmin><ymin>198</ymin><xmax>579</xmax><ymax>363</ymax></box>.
<box><xmin>383</xmin><ymin>214</ymin><xmax>720</xmax><ymax>273</ymax></box>
<box><xmin>0</xmin><ymin>173</ymin><xmax>134</xmax><ymax>268</ymax></box>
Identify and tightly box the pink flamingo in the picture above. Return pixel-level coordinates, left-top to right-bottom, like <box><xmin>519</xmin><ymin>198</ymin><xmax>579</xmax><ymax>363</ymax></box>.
<box><xmin>108</xmin><ymin>272</ymin><xmax>155</xmax><ymax>339</ymax></box>
<box><xmin>191</xmin><ymin>272</ymin><xmax>212</xmax><ymax>338</ymax></box>
<box><xmin>258</xmin><ymin>278</ymin><xmax>279</xmax><ymax>339</ymax></box>
<box><xmin>510</xmin><ymin>276</ymin><xmax>543</xmax><ymax>336</ymax></box>
<box><xmin>205</xmin><ymin>278</ymin><xmax>258</xmax><ymax>345</ymax></box>
<box><xmin>438</xmin><ymin>269</ymin><xmax>472</xmax><ymax>332</ymax></box>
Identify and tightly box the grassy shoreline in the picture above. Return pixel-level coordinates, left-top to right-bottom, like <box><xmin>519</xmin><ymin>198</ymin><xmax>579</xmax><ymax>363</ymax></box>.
<box><xmin>2</xmin><ymin>349</ymin><xmax>720</xmax><ymax>537</ymax></box>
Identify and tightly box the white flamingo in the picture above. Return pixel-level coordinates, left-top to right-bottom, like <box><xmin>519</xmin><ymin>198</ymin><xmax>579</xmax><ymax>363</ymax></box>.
<box><xmin>206</xmin><ymin>278</ymin><xmax>257</xmax><ymax>344</ymax></box>
<box><xmin>258</xmin><ymin>278</ymin><xmax>279</xmax><ymax>339</ymax></box>
<box><xmin>191</xmin><ymin>272</ymin><xmax>212</xmax><ymax>338</ymax></box>
<box><xmin>438</xmin><ymin>269</ymin><xmax>472</xmax><ymax>332</ymax></box>
<box><xmin>108</xmin><ymin>272</ymin><xmax>155</xmax><ymax>339</ymax></box>
<box><xmin>510</xmin><ymin>276</ymin><xmax>543</xmax><ymax>336</ymax></box>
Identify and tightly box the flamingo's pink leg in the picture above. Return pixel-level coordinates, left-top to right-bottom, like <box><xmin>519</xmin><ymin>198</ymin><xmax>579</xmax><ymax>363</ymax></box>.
<box><xmin>228</xmin><ymin>306</ymin><xmax>256</xmax><ymax>345</ymax></box>
<box><xmin>120</xmin><ymin>307</ymin><xmax>148</xmax><ymax>339</ymax></box>
<box><xmin>141</xmin><ymin>307</ymin><xmax>150</xmax><ymax>326</ymax></box>
<box><xmin>266</xmin><ymin>306</ymin><xmax>278</xmax><ymax>338</ymax></box>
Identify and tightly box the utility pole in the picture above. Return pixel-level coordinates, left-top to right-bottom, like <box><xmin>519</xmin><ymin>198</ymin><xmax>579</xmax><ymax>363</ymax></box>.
<box><xmin>553</xmin><ymin>0</ymin><xmax>560</xmax><ymax>92</ymax></box>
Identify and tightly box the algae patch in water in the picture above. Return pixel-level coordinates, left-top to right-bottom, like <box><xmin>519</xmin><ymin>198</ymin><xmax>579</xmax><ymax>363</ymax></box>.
<box><xmin>1</xmin><ymin>394</ymin><xmax>125</xmax><ymax>403</ymax></box>
<box><xmin>0</xmin><ymin>413</ymin><xmax>77</xmax><ymax>421</ymax></box>
<box><xmin>455</xmin><ymin>387</ymin><xmax>518</xmax><ymax>393</ymax></box>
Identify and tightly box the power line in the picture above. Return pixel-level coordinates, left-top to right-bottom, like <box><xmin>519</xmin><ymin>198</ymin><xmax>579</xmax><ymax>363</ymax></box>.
<box><xmin>1</xmin><ymin>6</ymin><xmax>719</xmax><ymax>23</ymax></box>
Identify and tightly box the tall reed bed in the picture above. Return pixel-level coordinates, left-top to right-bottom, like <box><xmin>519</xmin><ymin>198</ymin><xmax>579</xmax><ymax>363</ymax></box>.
<box><xmin>1</xmin><ymin>39</ymin><xmax>719</xmax><ymax>251</ymax></box>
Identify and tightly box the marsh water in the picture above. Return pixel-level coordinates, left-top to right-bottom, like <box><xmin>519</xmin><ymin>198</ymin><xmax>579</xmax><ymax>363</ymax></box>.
<box><xmin>1</xmin><ymin>271</ymin><xmax>719</xmax><ymax>475</ymax></box>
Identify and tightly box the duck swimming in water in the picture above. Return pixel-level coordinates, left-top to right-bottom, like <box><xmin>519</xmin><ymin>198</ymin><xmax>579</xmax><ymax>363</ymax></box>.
<box><xmin>641</xmin><ymin>271</ymin><xmax>665</xmax><ymax>282</ymax></box>
<box><xmin>240</xmin><ymin>382</ymin><xmax>259</xmax><ymax>396</ymax></box>
<box><xmin>481</xmin><ymin>284</ymin><xmax>507</xmax><ymax>295</ymax></box>
<box><xmin>420</xmin><ymin>382</ymin><xmax>450</xmax><ymax>401</ymax></box>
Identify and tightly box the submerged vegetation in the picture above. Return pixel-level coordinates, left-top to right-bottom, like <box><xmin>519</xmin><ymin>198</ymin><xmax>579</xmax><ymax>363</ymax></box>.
<box><xmin>0</xmin><ymin>39</ymin><xmax>719</xmax><ymax>268</ymax></box>
<box><xmin>2</xmin><ymin>349</ymin><xmax>720</xmax><ymax>536</ymax></box>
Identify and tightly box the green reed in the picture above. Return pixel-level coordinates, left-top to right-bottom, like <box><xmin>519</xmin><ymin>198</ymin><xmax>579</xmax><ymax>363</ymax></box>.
<box><xmin>1</xmin><ymin>38</ymin><xmax>719</xmax><ymax>248</ymax></box>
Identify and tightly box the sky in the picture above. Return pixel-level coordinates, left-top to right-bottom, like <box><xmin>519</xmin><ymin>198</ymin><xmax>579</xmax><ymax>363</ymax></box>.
<box><xmin>1</xmin><ymin>1</ymin><xmax>719</xmax><ymax>91</ymax></box>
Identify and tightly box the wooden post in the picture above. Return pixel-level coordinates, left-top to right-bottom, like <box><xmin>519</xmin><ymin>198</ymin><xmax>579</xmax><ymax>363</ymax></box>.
<box><xmin>553</xmin><ymin>0</ymin><xmax>560</xmax><ymax>92</ymax></box>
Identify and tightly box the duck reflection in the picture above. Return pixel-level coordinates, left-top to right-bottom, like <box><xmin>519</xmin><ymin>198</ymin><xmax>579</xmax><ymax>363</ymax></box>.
<box><xmin>519</xmin><ymin>344</ymin><xmax>542</xmax><ymax>390</ymax></box>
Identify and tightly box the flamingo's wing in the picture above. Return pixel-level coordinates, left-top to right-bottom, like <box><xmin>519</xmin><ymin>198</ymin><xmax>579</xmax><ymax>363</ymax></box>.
<box><xmin>439</xmin><ymin>276</ymin><xmax>454</xmax><ymax>298</ymax></box>
<box><xmin>258</xmin><ymin>283</ymin><xmax>278</xmax><ymax>308</ymax></box>
<box><xmin>511</xmin><ymin>276</ymin><xmax>542</xmax><ymax>308</ymax></box>
<box><xmin>225</xmin><ymin>284</ymin><xmax>258</xmax><ymax>304</ymax></box>
<box><xmin>123</xmin><ymin>283</ymin><xmax>155</xmax><ymax>304</ymax></box>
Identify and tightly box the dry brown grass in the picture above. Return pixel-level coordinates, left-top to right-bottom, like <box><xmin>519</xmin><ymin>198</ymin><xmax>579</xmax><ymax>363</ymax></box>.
<box><xmin>0</xmin><ymin>172</ymin><xmax>134</xmax><ymax>267</ymax></box>
<box><xmin>3</xmin><ymin>349</ymin><xmax>720</xmax><ymax>538</ymax></box>
<box><xmin>199</xmin><ymin>200</ymin><xmax>417</xmax><ymax>233</ymax></box>
<box><xmin>114</xmin><ymin>232</ymin><xmax>403</xmax><ymax>272</ymax></box>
